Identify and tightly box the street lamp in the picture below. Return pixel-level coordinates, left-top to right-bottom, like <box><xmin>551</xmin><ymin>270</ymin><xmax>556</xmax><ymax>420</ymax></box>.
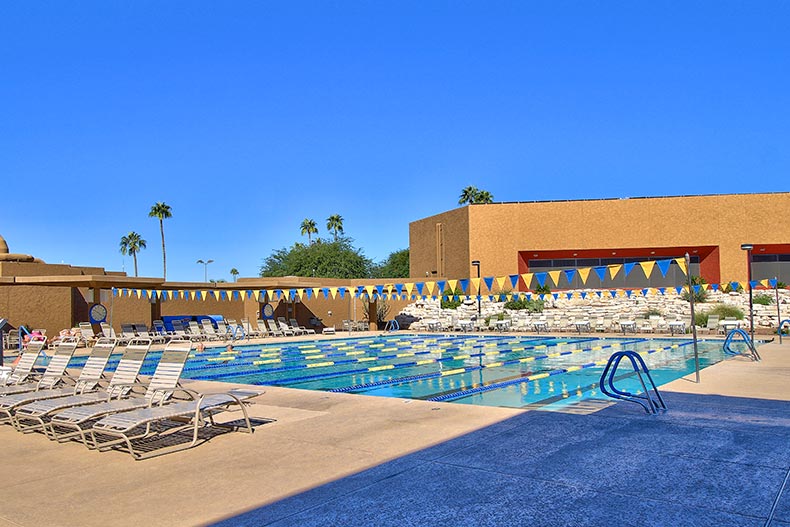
<box><xmin>197</xmin><ymin>259</ymin><xmax>214</xmax><ymax>283</ymax></box>
<box><xmin>471</xmin><ymin>260</ymin><xmax>481</xmax><ymax>318</ymax></box>
<box><xmin>740</xmin><ymin>244</ymin><xmax>754</xmax><ymax>343</ymax></box>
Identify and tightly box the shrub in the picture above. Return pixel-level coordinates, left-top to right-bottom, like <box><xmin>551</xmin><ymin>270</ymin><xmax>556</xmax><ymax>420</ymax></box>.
<box><xmin>643</xmin><ymin>308</ymin><xmax>663</xmax><ymax>319</ymax></box>
<box><xmin>504</xmin><ymin>297</ymin><xmax>545</xmax><ymax>312</ymax></box>
<box><xmin>681</xmin><ymin>276</ymin><xmax>708</xmax><ymax>303</ymax></box>
<box><xmin>441</xmin><ymin>287</ymin><xmax>464</xmax><ymax>309</ymax></box>
<box><xmin>753</xmin><ymin>293</ymin><xmax>773</xmax><ymax>305</ymax></box>
<box><xmin>778</xmin><ymin>281</ymin><xmax>787</xmax><ymax>289</ymax></box>
<box><xmin>694</xmin><ymin>312</ymin><xmax>708</xmax><ymax>327</ymax></box>
<box><xmin>708</xmin><ymin>304</ymin><xmax>745</xmax><ymax>320</ymax></box>
<box><xmin>534</xmin><ymin>284</ymin><xmax>551</xmax><ymax>295</ymax></box>
<box><xmin>722</xmin><ymin>282</ymin><xmax>744</xmax><ymax>293</ymax></box>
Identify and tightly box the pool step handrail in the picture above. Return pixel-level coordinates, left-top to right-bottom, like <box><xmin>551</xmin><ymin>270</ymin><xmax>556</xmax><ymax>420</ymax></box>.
<box><xmin>722</xmin><ymin>328</ymin><xmax>760</xmax><ymax>361</ymax></box>
<box><xmin>599</xmin><ymin>350</ymin><xmax>666</xmax><ymax>414</ymax></box>
<box><xmin>384</xmin><ymin>319</ymin><xmax>400</xmax><ymax>332</ymax></box>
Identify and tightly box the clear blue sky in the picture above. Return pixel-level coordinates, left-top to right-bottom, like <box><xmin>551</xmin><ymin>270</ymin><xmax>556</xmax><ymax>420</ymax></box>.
<box><xmin>2</xmin><ymin>2</ymin><xmax>788</xmax><ymax>282</ymax></box>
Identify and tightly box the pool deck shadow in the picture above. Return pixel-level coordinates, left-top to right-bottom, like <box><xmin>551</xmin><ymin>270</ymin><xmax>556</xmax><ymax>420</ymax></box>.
<box><xmin>0</xmin><ymin>339</ymin><xmax>788</xmax><ymax>526</ymax></box>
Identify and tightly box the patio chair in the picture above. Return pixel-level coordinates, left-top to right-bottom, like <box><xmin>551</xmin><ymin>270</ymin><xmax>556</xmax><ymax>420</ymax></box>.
<box><xmin>152</xmin><ymin>320</ymin><xmax>173</xmax><ymax>341</ymax></box>
<box><xmin>11</xmin><ymin>338</ymin><xmax>152</xmax><ymax>435</ymax></box>
<box><xmin>171</xmin><ymin>320</ymin><xmax>193</xmax><ymax>340</ymax></box>
<box><xmin>47</xmin><ymin>339</ymin><xmax>192</xmax><ymax>445</ymax></box>
<box><xmin>290</xmin><ymin>318</ymin><xmax>316</xmax><ymax>335</ymax></box>
<box><xmin>255</xmin><ymin>319</ymin><xmax>270</xmax><ymax>338</ymax></box>
<box><xmin>275</xmin><ymin>319</ymin><xmax>296</xmax><ymax>336</ymax></box>
<box><xmin>0</xmin><ymin>337</ymin><xmax>76</xmax><ymax>399</ymax></box>
<box><xmin>90</xmin><ymin>388</ymin><xmax>262</xmax><ymax>460</ymax></box>
<box><xmin>265</xmin><ymin>319</ymin><xmax>285</xmax><ymax>337</ymax></box>
<box><xmin>322</xmin><ymin>324</ymin><xmax>336</xmax><ymax>335</ymax></box>
<box><xmin>134</xmin><ymin>323</ymin><xmax>166</xmax><ymax>344</ymax></box>
<box><xmin>639</xmin><ymin>318</ymin><xmax>654</xmax><ymax>333</ymax></box>
<box><xmin>278</xmin><ymin>317</ymin><xmax>304</xmax><ymax>335</ymax></box>
<box><xmin>1</xmin><ymin>338</ymin><xmax>47</xmax><ymax>387</ymax></box>
<box><xmin>0</xmin><ymin>338</ymin><xmax>116</xmax><ymax>425</ymax></box>
<box><xmin>78</xmin><ymin>322</ymin><xmax>99</xmax><ymax>347</ymax></box>
<box><xmin>701</xmin><ymin>315</ymin><xmax>719</xmax><ymax>334</ymax></box>
<box><xmin>188</xmin><ymin>320</ymin><xmax>208</xmax><ymax>341</ymax></box>
<box><xmin>200</xmin><ymin>320</ymin><xmax>222</xmax><ymax>341</ymax></box>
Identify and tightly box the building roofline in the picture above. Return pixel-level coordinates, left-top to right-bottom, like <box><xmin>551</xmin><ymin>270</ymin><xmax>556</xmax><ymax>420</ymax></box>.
<box><xmin>475</xmin><ymin>191</ymin><xmax>789</xmax><ymax>206</ymax></box>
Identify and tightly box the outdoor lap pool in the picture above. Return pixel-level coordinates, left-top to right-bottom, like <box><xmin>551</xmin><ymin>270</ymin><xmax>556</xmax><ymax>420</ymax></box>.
<box><xmin>68</xmin><ymin>333</ymin><xmax>756</xmax><ymax>410</ymax></box>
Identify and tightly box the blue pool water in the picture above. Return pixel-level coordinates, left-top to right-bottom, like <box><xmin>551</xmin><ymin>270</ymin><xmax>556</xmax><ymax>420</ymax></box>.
<box><xmin>65</xmin><ymin>334</ymin><xmax>754</xmax><ymax>410</ymax></box>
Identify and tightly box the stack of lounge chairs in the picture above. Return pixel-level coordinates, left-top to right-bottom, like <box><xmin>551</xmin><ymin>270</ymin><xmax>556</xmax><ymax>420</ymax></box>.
<box><xmin>2</xmin><ymin>337</ymin><xmax>263</xmax><ymax>460</ymax></box>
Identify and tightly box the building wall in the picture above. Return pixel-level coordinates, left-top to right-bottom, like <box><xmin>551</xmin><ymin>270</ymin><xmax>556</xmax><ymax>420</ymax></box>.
<box><xmin>410</xmin><ymin>193</ymin><xmax>790</xmax><ymax>284</ymax></box>
<box><xmin>409</xmin><ymin>206</ymin><xmax>470</xmax><ymax>279</ymax></box>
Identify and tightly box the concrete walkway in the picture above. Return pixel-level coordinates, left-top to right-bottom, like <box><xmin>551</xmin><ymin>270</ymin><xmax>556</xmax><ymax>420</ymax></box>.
<box><xmin>0</xmin><ymin>340</ymin><xmax>788</xmax><ymax>526</ymax></box>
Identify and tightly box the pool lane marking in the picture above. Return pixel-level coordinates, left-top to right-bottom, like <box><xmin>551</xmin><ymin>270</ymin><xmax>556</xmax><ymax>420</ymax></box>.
<box><xmin>326</xmin><ymin>339</ymin><xmax>644</xmax><ymax>393</ymax></box>
<box><xmin>426</xmin><ymin>342</ymin><xmax>692</xmax><ymax>402</ymax></box>
<box><xmin>252</xmin><ymin>337</ymin><xmax>601</xmax><ymax>386</ymax></box>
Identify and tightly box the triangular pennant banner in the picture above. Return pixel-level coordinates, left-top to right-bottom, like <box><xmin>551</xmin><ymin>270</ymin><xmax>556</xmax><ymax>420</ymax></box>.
<box><xmin>563</xmin><ymin>269</ymin><xmax>576</xmax><ymax>284</ymax></box>
<box><xmin>594</xmin><ymin>267</ymin><xmax>607</xmax><ymax>281</ymax></box>
<box><xmin>577</xmin><ymin>267</ymin><xmax>591</xmax><ymax>284</ymax></box>
<box><xmin>458</xmin><ymin>279</ymin><xmax>469</xmax><ymax>293</ymax></box>
<box><xmin>608</xmin><ymin>264</ymin><xmax>622</xmax><ymax>280</ymax></box>
<box><xmin>623</xmin><ymin>262</ymin><xmax>636</xmax><ymax>276</ymax></box>
<box><xmin>548</xmin><ymin>270</ymin><xmax>562</xmax><ymax>286</ymax></box>
<box><xmin>656</xmin><ymin>259</ymin><xmax>671</xmax><ymax>277</ymax></box>
<box><xmin>483</xmin><ymin>276</ymin><xmax>494</xmax><ymax>292</ymax></box>
<box><xmin>674</xmin><ymin>257</ymin><xmax>687</xmax><ymax>275</ymax></box>
<box><xmin>639</xmin><ymin>260</ymin><xmax>656</xmax><ymax>278</ymax></box>
<box><xmin>535</xmin><ymin>273</ymin><xmax>547</xmax><ymax>287</ymax></box>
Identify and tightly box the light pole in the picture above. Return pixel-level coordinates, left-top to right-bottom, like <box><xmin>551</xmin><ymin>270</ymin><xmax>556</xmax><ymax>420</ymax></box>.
<box><xmin>740</xmin><ymin>244</ymin><xmax>754</xmax><ymax>343</ymax></box>
<box><xmin>197</xmin><ymin>259</ymin><xmax>214</xmax><ymax>283</ymax></box>
<box><xmin>471</xmin><ymin>260</ymin><xmax>481</xmax><ymax>319</ymax></box>
<box><xmin>685</xmin><ymin>253</ymin><xmax>700</xmax><ymax>383</ymax></box>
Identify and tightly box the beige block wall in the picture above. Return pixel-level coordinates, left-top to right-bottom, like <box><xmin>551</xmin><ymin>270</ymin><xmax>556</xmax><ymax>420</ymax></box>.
<box><xmin>409</xmin><ymin>206</ymin><xmax>470</xmax><ymax>279</ymax></box>
<box><xmin>411</xmin><ymin>193</ymin><xmax>790</xmax><ymax>283</ymax></box>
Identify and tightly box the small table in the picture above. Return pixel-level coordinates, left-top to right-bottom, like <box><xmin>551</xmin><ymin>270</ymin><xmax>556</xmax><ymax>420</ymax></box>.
<box><xmin>575</xmin><ymin>321</ymin><xmax>591</xmax><ymax>334</ymax></box>
<box><xmin>533</xmin><ymin>321</ymin><xmax>549</xmax><ymax>333</ymax></box>
<box><xmin>720</xmin><ymin>320</ymin><xmax>740</xmax><ymax>333</ymax></box>
<box><xmin>495</xmin><ymin>320</ymin><xmax>511</xmax><ymax>332</ymax></box>
<box><xmin>668</xmin><ymin>321</ymin><xmax>686</xmax><ymax>336</ymax></box>
<box><xmin>458</xmin><ymin>321</ymin><xmax>474</xmax><ymax>332</ymax></box>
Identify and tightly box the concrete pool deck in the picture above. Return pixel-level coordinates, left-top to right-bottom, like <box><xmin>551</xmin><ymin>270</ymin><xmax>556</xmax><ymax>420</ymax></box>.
<box><xmin>0</xmin><ymin>338</ymin><xmax>788</xmax><ymax>526</ymax></box>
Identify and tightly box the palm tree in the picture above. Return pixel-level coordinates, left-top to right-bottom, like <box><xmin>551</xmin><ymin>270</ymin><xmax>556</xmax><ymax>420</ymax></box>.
<box><xmin>326</xmin><ymin>214</ymin><xmax>344</xmax><ymax>241</ymax></box>
<box><xmin>119</xmin><ymin>232</ymin><xmax>147</xmax><ymax>277</ymax></box>
<box><xmin>474</xmin><ymin>190</ymin><xmax>494</xmax><ymax>204</ymax></box>
<box><xmin>458</xmin><ymin>186</ymin><xmax>479</xmax><ymax>205</ymax></box>
<box><xmin>230</xmin><ymin>268</ymin><xmax>240</xmax><ymax>282</ymax></box>
<box><xmin>148</xmin><ymin>202</ymin><xmax>172</xmax><ymax>280</ymax></box>
<box><xmin>300</xmin><ymin>218</ymin><xmax>318</xmax><ymax>244</ymax></box>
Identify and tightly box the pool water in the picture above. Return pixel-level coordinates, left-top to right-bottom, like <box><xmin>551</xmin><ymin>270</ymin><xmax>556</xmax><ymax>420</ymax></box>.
<box><xmin>67</xmin><ymin>334</ymin><xmax>754</xmax><ymax>410</ymax></box>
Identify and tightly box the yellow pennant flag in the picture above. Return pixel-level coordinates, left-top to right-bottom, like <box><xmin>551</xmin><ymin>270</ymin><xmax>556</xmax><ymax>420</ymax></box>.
<box><xmin>364</xmin><ymin>285</ymin><xmax>374</xmax><ymax>297</ymax></box>
<box><xmin>674</xmin><ymin>257</ymin><xmax>687</xmax><ymax>275</ymax></box>
<box><xmin>312</xmin><ymin>288</ymin><xmax>320</xmax><ymax>298</ymax></box>
<box><xmin>639</xmin><ymin>261</ymin><xmax>656</xmax><ymax>278</ymax></box>
<box><xmin>701</xmin><ymin>284</ymin><xmax>709</xmax><ymax>291</ymax></box>
<box><xmin>496</xmin><ymin>276</ymin><xmax>507</xmax><ymax>291</ymax></box>
<box><xmin>470</xmin><ymin>277</ymin><xmax>481</xmax><ymax>293</ymax></box>
<box><xmin>577</xmin><ymin>267</ymin><xmax>591</xmax><ymax>284</ymax></box>
<box><xmin>608</xmin><ymin>265</ymin><xmax>622</xmax><ymax>280</ymax></box>
<box><xmin>135</xmin><ymin>289</ymin><xmax>142</xmax><ymax>298</ymax></box>
<box><xmin>760</xmin><ymin>279</ymin><xmax>770</xmax><ymax>287</ymax></box>
<box><xmin>404</xmin><ymin>283</ymin><xmax>414</xmax><ymax>296</ymax></box>
<box><xmin>252</xmin><ymin>290</ymin><xmax>260</xmax><ymax>302</ymax></box>
<box><xmin>548</xmin><ymin>270</ymin><xmax>562</xmax><ymax>286</ymax></box>
<box><xmin>190</xmin><ymin>290</ymin><xmax>197</xmax><ymax>301</ymax></box>
<box><xmin>425</xmin><ymin>281</ymin><xmax>435</xmax><ymax>296</ymax></box>
<box><xmin>202</xmin><ymin>290</ymin><xmax>209</xmax><ymax>301</ymax></box>
<box><xmin>446</xmin><ymin>279</ymin><xmax>458</xmax><ymax>292</ymax></box>
<box><xmin>520</xmin><ymin>273</ymin><xmax>533</xmax><ymax>288</ymax></box>
<box><xmin>329</xmin><ymin>287</ymin><xmax>338</xmax><ymax>299</ymax></box>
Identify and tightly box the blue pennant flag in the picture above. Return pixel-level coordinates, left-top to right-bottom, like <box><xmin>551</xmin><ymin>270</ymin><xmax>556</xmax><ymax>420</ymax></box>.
<box><xmin>552</xmin><ymin>293</ymin><xmax>559</xmax><ymax>300</ymax></box>
<box><xmin>595</xmin><ymin>291</ymin><xmax>602</xmax><ymax>298</ymax></box>
<box><xmin>489</xmin><ymin>295</ymin><xmax>495</xmax><ymax>302</ymax></box>
<box><xmin>693</xmin><ymin>285</ymin><xmax>701</xmax><ymax>293</ymax></box>
<box><xmin>483</xmin><ymin>277</ymin><xmax>494</xmax><ymax>291</ymax></box>
<box><xmin>535</xmin><ymin>273</ymin><xmax>547</xmax><ymax>287</ymax></box>
<box><xmin>338</xmin><ymin>288</ymin><xmax>345</xmax><ymax>298</ymax></box>
<box><xmin>675</xmin><ymin>286</ymin><xmax>683</xmax><ymax>294</ymax></box>
<box><xmin>376</xmin><ymin>285</ymin><xmax>384</xmax><ymax>296</ymax></box>
<box><xmin>436</xmin><ymin>280</ymin><xmax>446</xmax><ymax>293</ymax></box>
<box><xmin>539</xmin><ymin>294</ymin><xmax>546</xmax><ymax>300</ymax></box>
<box><xmin>525</xmin><ymin>293</ymin><xmax>532</xmax><ymax>300</ymax></box>
<box><xmin>415</xmin><ymin>282</ymin><xmax>424</xmax><ymax>295</ymax></box>
<box><xmin>658</xmin><ymin>287</ymin><xmax>666</xmax><ymax>295</ymax></box>
<box><xmin>594</xmin><ymin>267</ymin><xmax>607</xmax><ymax>281</ymax></box>
<box><xmin>711</xmin><ymin>284</ymin><xmax>719</xmax><ymax>291</ymax></box>
<box><xmin>749</xmin><ymin>280</ymin><xmax>759</xmax><ymax>289</ymax></box>
<box><xmin>770</xmin><ymin>278</ymin><xmax>777</xmax><ymax>287</ymax></box>
<box><xmin>656</xmin><ymin>259</ymin><xmax>671</xmax><ymax>277</ymax></box>
<box><xmin>623</xmin><ymin>262</ymin><xmax>636</xmax><ymax>276</ymax></box>
<box><xmin>508</xmin><ymin>275</ymin><xmax>519</xmax><ymax>288</ymax></box>
<box><xmin>305</xmin><ymin>288</ymin><xmax>312</xmax><ymax>299</ymax></box>
<box><xmin>625</xmin><ymin>290</ymin><xmax>632</xmax><ymax>297</ymax></box>
<box><xmin>641</xmin><ymin>288</ymin><xmax>649</xmax><ymax>296</ymax></box>
<box><xmin>609</xmin><ymin>290</ymin><xmax>618</xmax><ymax>298</ymax></box>
<box><xmin>580</xmin><ymin>291</ymin><xmax>587</xmax><ymax>299</ymax></box>
<box><xmin>321</xmin><ymin>287</ymin><xmax>329</xmax><ymax>298</ymax></box>
<box><xmin>453</xmin><ymin>295</ymin><xmax>459</xmax><ymax>301</ymax></box>
<box><xmin>275</xmin><ymin>289</ymin><xmax>282</xmax><ymax>300</ymax></box>
<box><xmin>563</xmin><ymin>269</ymin><xmax>576</xmax><ymax>283</ymax></box>
<box><xmin>565</xmin><ymin>292</ymin><xmax>573</xmax><ymax>299</ymax></box>
<box><xmin>395</xmin><ymin>283</ymin><xmax>404</xmax><ymax>295</ymax></box>
<box><xmin>730</xmin><ymin>281</ymin><xmax>739</xmax><ymax>291</ymax></box>
<box><xmin>459</xmin><ymin>279</ymin><xmax>470</xmax><ymax>293</ymax></box>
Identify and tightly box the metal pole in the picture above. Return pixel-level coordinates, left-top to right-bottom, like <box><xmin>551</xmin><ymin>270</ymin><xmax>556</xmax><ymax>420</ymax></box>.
<box><xmin>776</xmin><ymin>276</ymin><xmax>782</xmax><ymax>345</ymax></box>
<box><xmin>685</xmin><ymin>253</ymin><xmax>700</xmax><ymax>383</ymax></box>
<box><xmin>747</xmin><ymin>249</ymin><xmax>754</xmax><ymax>344</ymax></box>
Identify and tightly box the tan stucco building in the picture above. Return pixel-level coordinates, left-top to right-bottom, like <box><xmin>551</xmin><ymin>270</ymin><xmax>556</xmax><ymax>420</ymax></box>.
<box><xmin>409</xmin><ymin>192</ymin><xmax>790</xmax><ymax>288</ymax></box>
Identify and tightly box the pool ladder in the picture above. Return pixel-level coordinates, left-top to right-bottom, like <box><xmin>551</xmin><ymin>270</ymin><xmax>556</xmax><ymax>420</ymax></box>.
<box><xmin>599</xmin><ymin>350</ymin><xmax>666</xmax><ymax>414</ymax></box>
<box><xmin>723</xmin><ymin>329</ymin><xmax>760</xmax><ymax>361</ymax></box>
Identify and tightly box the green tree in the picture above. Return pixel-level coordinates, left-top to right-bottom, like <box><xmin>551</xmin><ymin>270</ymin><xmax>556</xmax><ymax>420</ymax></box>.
<box><xmin>230</xmin><ymin>268</ymin><xmax>240</xmax><ymax>282</ymax></box>
<box><xmin>260</xmin><ymin>237</ymin><xmax>373</xmax><ymax>279</ymax></box>
<box><xmin>373</xmin><ymin>249</ymin><xmax>410</xmax><ymax>278</ymax></box>
<box><xmin>300</xmin><ymin>218</ymin><xmax>318</xmax><ymax>244</ymax></box>
<box><xmin>326</xmin><ymin>214</ymin><xmax>344</xmax><ymax>241</ymax></box>
<box><xmin>459</xmin><ymin>186</ymin><xmax>479</xmax><ymax>205</ymax></box>
<box><xmin>148</xmin><ymin>202</ymin><xmax>172</xmax><ymax>280</ymax></box>
<box><xmin>474</xmin><ymin>190</ymin><xmax>494</xmax><ymax>204</ymax></box>
<box><xmin>119</xmin><ymin>231</ymin><xmax>147</xmax><ymax>277</ymax></box>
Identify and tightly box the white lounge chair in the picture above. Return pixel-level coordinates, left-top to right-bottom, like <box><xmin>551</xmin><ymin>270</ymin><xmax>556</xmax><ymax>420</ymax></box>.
<box><xmin>1</xmin><ymin>338</ymin><xmax>47</xmax><ymax>387</ymax></box>
<box><xmin>0</xmin><ymin>337</ymin><xmax>76</xmax><ymax>400</ymax></box>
